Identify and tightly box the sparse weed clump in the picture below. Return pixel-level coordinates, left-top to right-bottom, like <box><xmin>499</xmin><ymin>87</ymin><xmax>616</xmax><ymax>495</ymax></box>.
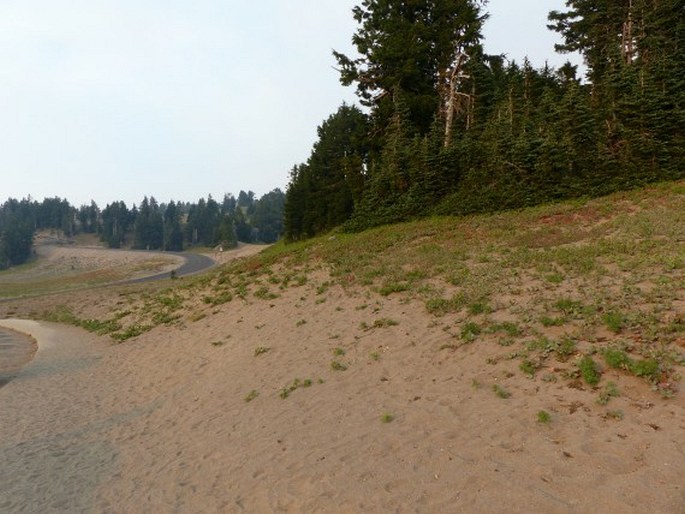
<box><xmin>492</xmin><ymin>384</ymin><xmax>511</xmax><ymax>399</ymax></box>
<box><xmin>460</xmin><ymin>321</ymin><xmax>481</xmax><ymax>342</ymax></box>
<box><xmin>537</xmin><ymin>410</ymin><xmax>552</xmax><ymax>424</ymax></box>
<box><xmin>578</xmin><ymin>355</ymin><xmax>602</xmax><ymax>386</ymax></box>
<box><xmin>254</xmin><ymin>346</ymin><xmax>271</xmax><ymax>357</ymax></box>
<box><xmin>520</xmin><ymin>359</ymin><xmax>540</xmax><ymax>377</ymax></box>
<box><xmin>381</xmin><ymin>412</ymin><xmax>395</xmax><ymax>423</ymax></box>
<box><xmin>376</xmin><ymin>318</ymin><xmax>399</xmax><ymax>328</ymax></box>
<box><xmin>279</xmin><ymin>378</ymin><xmax>314</xmax><ymax>398</ymax></box>
<box><xmin>602</xmin><ymin>311</ymin><xmax>626</xmax><ymax>333</ymax></box>
<box><xmin>330</xmin><ymin>360</ymin><xmax>348</xmax><ymax>371</ymax></box>
<box><xmin>244</xmin><ymin>390</ymin><xmax>259</xmax><ymax>402</ymax></box>
<box><xmin>597</xmin><ymin>381</ymin><xmax>620</xmax><ymax>405</ymax></box>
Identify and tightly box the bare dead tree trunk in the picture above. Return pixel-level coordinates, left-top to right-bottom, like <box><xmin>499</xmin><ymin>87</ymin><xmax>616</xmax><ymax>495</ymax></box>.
<box><xmin>622</xmin><ymin>0</ymin><xmax>635</xmax><ymax>64</ymax></box>
<box><xmin>443</xmin><ymin>50</ymin><xmax>472</xmax><ymax>147</ymax></box>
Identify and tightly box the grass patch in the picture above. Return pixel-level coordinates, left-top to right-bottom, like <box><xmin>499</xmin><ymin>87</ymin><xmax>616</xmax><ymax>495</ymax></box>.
<box><xmin>330</xmin><ymin>360</ymin><xmax>348</xmax><ymax>371</ymax></box>
<box><xmin>244</xmin><ymin>390</ymin><xmax>259</xmax><ymax>402</ymax></box>
<box><xmin>578</xmin><ymin>355</ymin><xmax>601</xmax><ymax>386</ymax></box>
<box><xmin>460</xmin><ymin>321</ymin><xmax>481</xmax><ymax>342</ymax></box>
<box><xmin>373</xmin><ymin>318</ymin><xmax>399</xmax><ymax>328</ymax></box>
<box><xmin>537</xmin><ymin>410</ymin><xmax>552</xmax><ymax>424</ymax></box>
<box><xmin>380</xmin><ymin>412</ymin><xmax>395</xmax><ymax>423</ymax></box>
<box><xmin>597</xmin><ymin>381</ymin><xmax>620</xmax><ymax>405</ymax></box>
<box><xmin>602</xmin><ymin>311</ymin><xmax>625</xmax><ymax>333</ymax></box>
<box><xmin>254</xmin><ymin>346</ymin><xmax>271</xmax><ymax>357</ymax></box>
<box><xmin>492</xmin><ymin>384</ymin><xmax>511</xmax><ymax>399</ymax></box>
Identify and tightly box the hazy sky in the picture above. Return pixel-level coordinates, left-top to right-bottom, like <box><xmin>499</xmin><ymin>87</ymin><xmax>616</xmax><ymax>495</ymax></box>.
<box><xmin>0</xmin><ymin>1</ymin><xmax>580</xmax><ymax>207</ymax></box>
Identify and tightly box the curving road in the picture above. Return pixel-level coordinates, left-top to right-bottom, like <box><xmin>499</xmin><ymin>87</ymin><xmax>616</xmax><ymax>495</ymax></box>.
<box><xmin>118</xmin><ymin>252</ymin><xmax>216</xmax><ymax>285</ymax></box>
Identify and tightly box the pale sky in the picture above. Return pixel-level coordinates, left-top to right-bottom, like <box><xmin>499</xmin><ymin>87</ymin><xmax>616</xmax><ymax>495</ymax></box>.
<box><xmin>0</xmin><ymin>1</ymin><xmax>580</xmax><ymax>207</ymax></box>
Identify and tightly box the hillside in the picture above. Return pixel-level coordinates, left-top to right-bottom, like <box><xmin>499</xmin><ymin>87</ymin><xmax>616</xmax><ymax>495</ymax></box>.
<box><xmin>1</xmin><ymin>180</ymin><xmax>684</xmax><ymax>512</ymax></box>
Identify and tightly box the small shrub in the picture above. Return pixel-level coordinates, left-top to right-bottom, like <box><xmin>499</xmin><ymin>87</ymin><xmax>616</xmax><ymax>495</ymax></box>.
<box><xmin>540</xmin><ymin>315</ymin><xmax>565</xmax><ymax>327</ymax></box>
<box><xmin>489</xmin><ymin>322</ymin><xmax>522</xmax><ymax>337</ymax></box>
<box><xmin>578</xmin><ymin>355</ymin><xmax>601</xmax><ymax>386</ymax></box>
<box><xmin>244</xmin><ymin>390</ymin><xmax>259</xmax><ymax>402</ymax></box>
<box><xmin>381</xmin><ymin>412</ymin><xmax>395</xmax><ymax>423</ymax></box>
<box><xmin>492</xmin><ymin>384</ymin><xmax>511</xmax><ymax>399</ymax></box>
<box><xmin>461</xmin><ymin>321</ymin><xmax>481</xmax><ymax>342</ymax></box>
<box><xmin>379</xmin><ymin>282</ymin><xmax>409</xmax><ymax>296</ymax></box>
<box><xmin>254</xmin><ymin>346</ymin><xmax>271</xmax><ymax>357</ymax></box>
<box><xmin>520</xmin><ymin>359</ymin><xmax>539</xmax><ymax>377</ymax></box>
<box><xmin>330</xmin><ymin>360</ymin><xmax>348</xmax><ymax>371</ymax></box>
<box><xmin>554</xmin><ymin>298</ymin><xmax>584</xmax><ymax>315</ymax></box>
<box><xmin>605</xmin><ymin>409</ymin><xmax>624</xmax><ymax>420</ymax></box>
<box><xmin>425</xmin><ymin>293</ymin><xmax>466</xmax><ymax>316</ymax></box>
<box><xmin>603</xmin><ymin>348</ymin><xmax>632</xmax><ymax>370</ymax></box>
<box><xmin>556</xmin><ymin>337</ymin><xmax>577</xmax><ymax>361</ymax></box>
<box><xmin>333</xmin><ymin>347</ymin><xmax>346</xmax><ymax>356</ymax></box>
<box><xmin>630</xmin><ymin>358</ymin><xmax>660</xmax><ymax>382</ymax></box>
<box><xmin>254</xmin><ymin>287</ymin><xmax>279</xmax><ymax>300</ymax></box>
<box><xmin>468</xmin><ymin>301</ymin><xmax>490</xmax><ymax>315</ymax></box>
<box><xmin>537</xmin><ymin>410</ymin><xmax>552</xmax><ymax>424</ymax></box>
<box><xmin>373</xmin><ymin>318</ymin><xmax>399</xmax><ymax>328</ymax></box>
<box><xmin>597</xmin><ymin>381</ymin><xmax>620</xmax><ymax>405</ymax></box>
<box><xmin>602</xmin><ymin>311</ymin><xmax>625</xmax><ymax>333</ymax></box>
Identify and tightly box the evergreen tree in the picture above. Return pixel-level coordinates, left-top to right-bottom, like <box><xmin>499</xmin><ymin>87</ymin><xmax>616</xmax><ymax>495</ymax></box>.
<box><xmin>163</xmin><ymin>201</ymin><xmax>184</xmax><ymax>251</ymax></box>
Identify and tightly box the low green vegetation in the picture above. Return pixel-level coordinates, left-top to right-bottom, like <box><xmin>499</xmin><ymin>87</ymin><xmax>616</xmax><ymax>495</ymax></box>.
<box><xmin>492</xmin><ymin>384</ymin><xmax>511</xmax><ymax>399</ymax></box>
<box><xmin>579</xmin><ymin>356</ymin><xmax>602</xmax><ymax>386</ymax></box>
<box><xmin>536</xmin><ymin>410</ymin><xmax>552</xmax><ymax>424</ymax></box>
<box><xmin>380</xmin><ymin>412</ymin><xmax>395</xmax><ymax>424</ymax></box>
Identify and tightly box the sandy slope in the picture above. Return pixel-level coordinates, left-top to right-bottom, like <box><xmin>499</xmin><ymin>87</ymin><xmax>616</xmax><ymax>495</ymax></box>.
<box><xmin>1</xmin><ymin>274</ymin><xmax>683</xmax><ymax>513</ymax></box>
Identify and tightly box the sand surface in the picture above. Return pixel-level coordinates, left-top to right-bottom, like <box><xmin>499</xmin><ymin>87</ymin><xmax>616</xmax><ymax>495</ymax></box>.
<box><xmin>1</xmin><ymin>283</ymin><xmax>684</xmax><ymax>513</ymax></box>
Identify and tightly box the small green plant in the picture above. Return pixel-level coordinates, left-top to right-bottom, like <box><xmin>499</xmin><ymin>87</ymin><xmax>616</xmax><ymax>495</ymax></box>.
<box><xmin>545</xmin><ymin>273</ymin><xmax>564</xmax><ymax>284</ymax></box>
<box><xmin>211</xmin><ymin>340</ymin><xmax>224</xmax><ymax>347</ymax></box>
<box><xmin>279</xmin><ymin>377</ymin><xmax>313</xmax><ymax>399</ymax></box>
<box><xmin>602</xmin><ymin>311</ymin><xmax>625</xmax><ymax>333</ymax></box>
<box><xmin>254</xmin><ymin>287</ymin><xmax>279</xmax><ymax>300</ymax></box>
<box><xmin>603</xmin><ymin>348</ymin><xmax>632</xmax><ymax>370</ymax></box>
<box><xmin>379</xmin><ymin>282</ymin><xmax>409</xmax><ymax>296</ymax></box>
<box><xmin>489</xmin><ymin>322</ymin><xmax>522</xmax><ymax>337</ymax></box>
<box><xmin>381</xmin><ymin>412</ymin><xmax>395</xmax><ymax>423</ymax></box>
<box><xmin>333</xmin><ymin>347</ymin><xmax>346</xmax><ymax>356</ymax></box>
<box><xmin>630</xmin><ymin>358</ymin><xmax>660</xmax><ymax>382</ymax></box>
<box><xmin>556</xmin><ymin>336</ymin><xmax>577</xmax><ymax>361</ymax></box>
<box><xmin>492</xmin><ymin>384</ymin><xmax>511</xmax><ymax>399</ymax></box>
<box><xmin>468</xmin><ymin>301</ymin><xmax>490</xmax><ymax>315</ymax></box>
<box><xmin>554</xmin><ymin>298</ymin><xmax>585</xmax><ymax>316</ymax></box>
<box><xmin>330</xmin><ymin>360</ymin><xmax>348</xmax><ymax>371</ymax></box>
<box><xmin>540</xmin><ymin>315</ymin><xmax>565</xmax><ymax>327</ymax></box>
<box><xmin>605</xmin><ymin>409</ymin><xmax>624</xmax><ymax>420</ymax></box>
<box><xmin>537</xmin><ymin>410</ymin><xmax>552</xmax><ymax>424</ymax></box>
<box><xmin>370</xmin><ymin>351</ymin><xmax>380</xmax><ymax>361</ymax></box>
<box><xmin>244</xmin><ymin>390</ymin><xmax>259</xmax><ymax>402</ymax></box>
<box><xmin>597</xmin><ymin>381</ymin><xmax>620</xmax><ymax>405</ymax></box>
<box><xmin>373</xmin><ymin>318</ymin><xmax>399</xmax><ymax>328</ymax></box>
<box><xmin>520</xmin><ymin>359</ymin><xmax>539</xmax><ymax>377</ymax></box>
<box><xmin>296</xmin><ymin>319</ymin><xmax>307</xmax><ymax>327</ymax></box>
<box><xmin>578</xmin><ymin>355</ymin><xmax>601</xmax><ymax>386</ymax></box>
<box><xmin>254</xmin><ymin>346</ymin><xmax>271</xmax><ymax>357</ymax></box>
<box><xmin>460</xmin><ymin>321</ymin><xmax>481</xmax><ymax>342</ymax></box>
<box><xmin>425</xmin><ymin>293</ymin><xmax>466</xmax><ymax>316</ymax></box>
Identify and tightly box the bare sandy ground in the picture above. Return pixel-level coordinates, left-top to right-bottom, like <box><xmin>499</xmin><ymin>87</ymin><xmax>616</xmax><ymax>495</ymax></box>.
<box><xmin>1</xmin><ymin>274</ymin><xmax>683</xmax><ymax>513</ymax></box>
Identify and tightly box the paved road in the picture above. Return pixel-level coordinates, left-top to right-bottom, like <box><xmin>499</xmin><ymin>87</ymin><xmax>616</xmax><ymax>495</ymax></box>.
<box><xmin>119</xmin><ymin>252</ymin><xmax>216</xmax><ymax>284</ymax></box>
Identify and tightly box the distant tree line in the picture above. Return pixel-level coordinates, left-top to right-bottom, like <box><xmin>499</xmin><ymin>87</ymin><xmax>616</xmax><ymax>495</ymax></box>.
<box><xmin>284</xmin><ymin>0</ymin><xmax>684</xmax><ymax>240</ymax></box>
<box><xmin>0</xmin><ymin>189</ymin><xmax>285</xmax><ymax>269</ymax></box>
